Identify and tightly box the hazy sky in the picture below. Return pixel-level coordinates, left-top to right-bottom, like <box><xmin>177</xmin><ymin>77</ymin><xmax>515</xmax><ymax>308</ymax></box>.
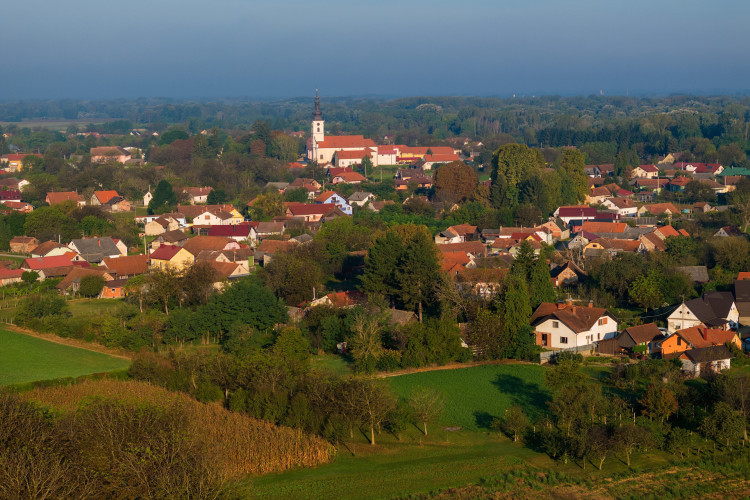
<box><xmin>2</xmin><ymin>0</ymin><xmax>749</xmax><ymax>99</ymax></box>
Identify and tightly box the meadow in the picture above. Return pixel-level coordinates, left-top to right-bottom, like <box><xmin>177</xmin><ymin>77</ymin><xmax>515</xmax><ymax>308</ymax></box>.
<box><xmin>0</xmin><ymin>327</ymin><xmax>129</xmax><ymax>385</ymax></box>
<box><xmin>388</xmin><ymin>363</ymin><xmax>550</xmax><ymax>430</ymax></box>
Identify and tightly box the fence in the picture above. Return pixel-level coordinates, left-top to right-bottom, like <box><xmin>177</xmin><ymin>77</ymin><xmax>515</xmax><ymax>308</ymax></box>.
<box><xmin>539</xmin><ymin>343</ymin><xmax>596</xmax><ymax>363</ymax></box>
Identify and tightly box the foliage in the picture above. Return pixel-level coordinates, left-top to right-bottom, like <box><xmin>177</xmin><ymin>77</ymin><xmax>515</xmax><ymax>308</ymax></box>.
<box><xmin>78</xmin><ymin>275</ymin><xmax>106</xmax><ymax>298</ymax></box>
<box><xmin>148</xmin><ymin>179</ymin><xmax>177</xmax><ymax>214</ymax></box>
<box><xmin>408</xmin><ymin>387</ymin><xmax>445</xmax><ymax>436</ymax></box>
<box><xmin>432</xmin><ymin>161</ymin><xmax>478</xmax><ymax>204</ymax></box>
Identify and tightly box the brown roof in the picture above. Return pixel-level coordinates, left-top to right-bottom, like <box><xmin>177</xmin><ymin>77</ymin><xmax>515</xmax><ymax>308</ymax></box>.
<box><xmin>437</xmin><ymin>241</ymin><xmax>487</xmax><ymax>257</ymax></box>
<box><xmin>46</xmin><ymin>191</ymin><xmax>83</xmax><ymax>205</ymax></box>
<box><xmin>673</xmin><ymin>326</ymin><xmax>738</xmax><ymax>349</ymax></box>
<box><xmin>177</xmin><ymin>204</ymin><xmax>235</xmax><ymax>219</ymax></box>
<box><xmin>333</xmin><ymin>171</ymin><xmax>367</xmax><ymax>183</ymax></box>
<box><xmin>317</xmin><ymin>135</ymin><xmax>376</xmax><ymax>149</ymax></box>
<box><xmin>207</xmin><ymin>261</ymin><xmax>244</xmax><ymax>278</ymax></box>
<box><xmin>182</xmin><ymin>236</ymin><xmax>234</xmax><ymax>255</ymax></box>
<box><xmin>30</xmin><ymin>240</ymin><xmax>67</xmax><ymax>256</ymax></box>
<box><xmin>90</xmin><ymin>146</ymin><xmax>128</xmax><ymax>157</ymax></box>
<box><xmin>530</xmin><ymin>302</ymin><xmax>612</xmax><ymax>333</ymax></box>
<box><xmin>10</xmin><ymin>236</ymin><xmax>37</xmax><ymax>244</ymax></box>
<box><xmin>56</xmin><ymin>267</ymin><xmax>112</xmax><ymax>291</ymax></box>
<box><xmin>622</xmin><ymin>323</ymin><xmax>662</xmax><ymax>344</ymax></box>
<box><xmin>101</xmin><ymin>255</ymin><xmax>148</xmax><ymax>277</ymax></box>
<box><xmin>159</xmin><ymin>230</ymin><xmax>189</xmax><ymax>244</ymax></box>
<box><xmin>644</xmin><ymin>203</ymin><xmax>679</xmax><ymax>215</ymax></box>
<box><xmin>256</xmin><ymin>239</ymin><xmax>297</xmax><ymax>255</ymax></box>
<box><xmin>581</xmin><ymin>221</ymin><xmax>627</xmax><ymax>234</ymax></box>
<box><xmin>446</xmin><ymin>224</ymin><xmax>477</xmax><ymax>237</ymax></box>
<box><xmin>641</xmin><ymin>232</ymin><xmax>667</xmax><ymax>251</ymax></box>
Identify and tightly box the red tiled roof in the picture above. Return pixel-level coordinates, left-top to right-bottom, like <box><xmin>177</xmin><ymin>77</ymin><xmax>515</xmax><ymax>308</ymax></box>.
<box><xmin>46</xmin><ymin>191</ymin><xmax>82</xmax><ymax>205</ymax></box>
<box><xmin>94</xmin><ymin>190</ymin><xmax>120</xmax><ymax>204</ymax></box>
<box><xmin>673</xmin><ymin>326</ymin><xmax>737</xmax><ymax>349</ymax></box>
<box><xmin>317</xmin><ymin>136</ymin><xmax>376</xmax><ymax>149</ymax></box>
<box><xmin>314</xmin><ymin>191</ymin><xmax>339</xmax><ymax>203</ymax></box>
<box><xmin>101</xmin><ymin>255</ymin><xmax>148</xmax><ymax>277</ymax></box>
<box><xmin>335</xmin><ymin>149</ymin><xmax>371</xmax><ymax>160</ymax></box>
<box><xmin>287</xmin><ymin>203</ymin><xmax>337</xmax><ymax>216</ymax></box>
<box><xmin>581</xmin><ymin>221</ymin><xmax>627</xmax><ymax>234</ymax></box>
<box><xmin>333</xmin><ymin>172</ymin><xmax>367</xmax><ymax>182</ymax></box>
<box><xmin>149</xmin><ymin>245</ymin><xmax>183</xmax><ymax>261</ymax></box>
<box><xmin>256</xmin><ymin>239</ymin><xmax>297</xmax><ymax>255</ymax></box>
<box><xmin>208</xmin><ymin>225</ymin><xmax>251</xmax><ymax>237</ymax></box>
<box><xmin>23</xmin><ymin>254</ymin><xmax>75</xmax><ymax>270</ymax></box>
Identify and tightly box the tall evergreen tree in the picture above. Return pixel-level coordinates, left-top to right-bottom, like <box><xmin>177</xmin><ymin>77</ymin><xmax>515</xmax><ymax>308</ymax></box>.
<box><xmin>148</xmin><ymin>180</ymin><xmax>177</xmax><ymax>215</ymax></box>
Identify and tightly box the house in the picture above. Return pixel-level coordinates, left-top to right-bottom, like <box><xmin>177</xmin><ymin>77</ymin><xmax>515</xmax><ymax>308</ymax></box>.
<box><xmin>395</xmin><ymin>175</ymin><xmax>433</xmax><ymax>191</ymax></box>
<box><xmin>143</xmin><ymin>191</ymin><xmax>153</xmax><ymax>206</ymax></box>
<box><xmin>151</xmin><ymin>230</ymin><xmax>189</xmax><ymax>249</ymax></box>
<box><xmin>333</xmin><ymin>149</ymin><xmax>372</xmax><ymax>168</ymax></box>
<box><xmin>601</xmin><ymin>197</ymin><xmax>638</xmax><ymax>217</ymax></box>
<box><xmin>435</xmin><ymin>224</ymin><xmax>478</xmax><ymax>245</ymax></box>
<box><xmin>659</xmin><ymin>326</ymin><xmax>742</xmax><ymax>358</ymax></box>
<box><xmin>30</xmin><ymin>241</ymin><xmax>70</xmax><ymax>258</ymax></box>
<box><xmin>176</xmin><ymin>204</ymin><xmax>241</xmax><ymax>222</ymax></box>
<box><xmin>100</xmin><ymin>279</ymin><xmax>128</xmax><ymax>299</ymax></box>
<box><xmin>192</xmin><ymin>209</ymin><xmax>235</xmax><ymax>226</ymax></box>
<box><xmin>693</xmin><ymin>202</ymin><xmax>714</xmax><ymax>213</ymax></box>
<box><xmin>714</xmin><ymin>226</ymin><xmax>743</xmax><ymax>238</ymax></box>
<box><xmin>531</xmin><ymin>301</ymin><xmax>618</xmax><ymax>349</ymax></box>
<box><xmin>182</xmin><ymin>236</ymin><xmax>239</xmax><ymax>257</ymax></box>
<box><xmin>101</xmin><ymin>196</ymin><xmax>131</xmax><ymax>213</ymax></box>
<box><xmin>100</xmin><ymin>254</ymin><xmax>148</xmax><ymax>279</ymax></box>
<box><xmin>667</xmin><ymin>292</ymin><xmax>738</xmax><ymax>332</ymax></box>
<box><xmin>637</xmin><ymin>203</ymin><xmax>680</xmax><ymax>217</ymax></box>
<box><xmin>315</xmin><ymin>191</ymin><xmax>352</xmax><ymax>215</ymax></box>
<box><xmin>145</xmin><ymin>216</ymin><xmax>180</xmax><ymax>236</ymax></box>
<box><xmin>206</xmin><ymin>261</ymin><xmax>250</xmax><ymax>281</ymax></box>
<box><xmin>421</xmin><ymin>153</ymin><xmax>461</xmax><ymax>171</ymax></box>
<box><xmin>550</xmin><ymin>261</ymin><xmax>586</xmax><ymax>287</ymax></box>
<box><xmin>331</xmin><ymin>171</ymin><xmax>367</xmax><ymax>184</ymax></box>
<box><xmin>255</xmin><ymin>239</ymin><xmax>298</xmax><ymax>265</ymax></box>
<box><xmin>46</xmin><ymin>191</ymin><xmax>85</xmax><ymax>207</ymax></box>
<box><xmin>555</xmin><ymin>205</ymin><xmax>598</xmax><ymax>224</ymax></box>
<box><xmin>580</xmin><ymin>221</ymin><xmax>627</xmax><ymax>235</ymax></box>
<box><xmin>90</xmin><ymin>190</ymin><xmax>121</xmax><ymax>206</ymax></box>
<box><xmin>734</xmin><ymin>279</ymin><xmax>750</xmax><ymax>328</ymax></box>
<box><xmin>667</xmin><ymin>177</ymin><xmax>691</xmax><ymax>192</ymax></box>
<box><xmin>56</xmin><ymin>268</ymin><xmax>114</xmax><ymax>295</ymax></box>
<box><xmin>286</xmin><ymin>203</ymin><xmax>338</xmax><ymax>222</ymax></box>
<box><xmin>616</xmin><ymin>323</ymin><xmax>664</xmax><ymax>355</ymax></box>
<box><xmin>68</xmin><ymin>237</ymin><xmax>124</xmax><ymax>263</ymax></box>
<box><xmin>632</xmin><ymin>164</ymin><xmax>659</xmax><ymax>179</ymax></box>
<box><xmin>437</xmin><ymin>241</ymin><xmax>487</xmax><ymax>259</ymax></box>
<box><xmin>587</xmin><ymin>186</ymin><xmax>612</xmax><ymax>204</ymax></box>
<box><xmin>677</xmin><ymin>266</ymin><xmax>710</xmax><ymax>284</ymax></box>
<box><xmin>348</xmin><ymin>191</ymin><xmax>376</xmax><ymax>207</ymax></box>
<box><xmin>207</xmin><ymin>224</ymin><xmax>254</xmax><ymax>242</ymax></box>
<box><xmin>0</xmin><ymin>191</ymin><xmax>22</xmax><ymax>203</ymax></box>
<box><xmin>0</xmin><ymin>268</ymin><xmax>24</xmax><ymax>286</ymax></box>
<box><xmin>22</xmin><ymin>254</ymin><xmax>77</xmax><ymax>273</ymax></box>
<box><xmin>9</xmin><ymin>236</ymin><xmax>39</xmax><ymax>254</ymax></box>
<box><xmin>182</xmin><ymin>186</ymin><xmax>213</xmax><ymax>204</ymax></box>
<box><xmin>195</xmin><ymin>248</ymin><xmax>254</xmax><ymax>268</ymax></box>
<box><xmin>256</xmin><ymin>221</ymin><xmax>285</xmax><ymax>239</ymax></box>
<box><xmin>149</xmin><ymin>245</ymin><xmax>194</xmax><ymax>270</ymax></box>
<box><xmin>1</xmin><ymin>153</ymin><xmax>42</xmax><ymax>172</ymax></box>
<box><xmin>679</xmin><ymin>346</ymin><xmax>734</xmax><ymax>377</ymax></box>
<box><xmin>90</xmin><ymin>146</ymin><xmax>131</xmax><ymax>164</ymax></box>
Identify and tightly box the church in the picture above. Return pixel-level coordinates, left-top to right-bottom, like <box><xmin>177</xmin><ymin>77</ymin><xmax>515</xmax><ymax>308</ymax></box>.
<box><xmin>307</xmin><ymin>91</ymin><xmax>460</xmax><ymax>170</ymax></box>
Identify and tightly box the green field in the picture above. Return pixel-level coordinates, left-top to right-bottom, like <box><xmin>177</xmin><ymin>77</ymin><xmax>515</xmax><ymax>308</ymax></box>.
<box><xmin>389</xmin><ymin>364</ymin><xmax>550</xmax><ymax>430</ymax></box>
<box><xmin>247</xmin><ymin>363</ymin><xmax>680</xmax><ymax>499</ymax></box>
<box><xmin>0</xmin><ymin>328</ymin><xmax>129</xmax><ymax>385</ymax></box>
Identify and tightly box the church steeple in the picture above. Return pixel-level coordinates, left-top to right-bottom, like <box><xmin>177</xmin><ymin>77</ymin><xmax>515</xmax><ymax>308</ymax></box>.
<box><xmin>313</xmin><ymin>89</ymin><xmax>323</xmax><ymax>121</ymax></box>
<box><xmin>310</xmin><ymin>90</ymin><xmax>325</xmax><ymax>161</ymax></box>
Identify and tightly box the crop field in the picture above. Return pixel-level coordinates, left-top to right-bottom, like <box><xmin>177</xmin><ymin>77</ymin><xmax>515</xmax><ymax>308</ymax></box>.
<box><xmin>0</xmin><ymin>328</ymin><xmax>129</xmax><ymax>385</ymax></box>
<box><xmin>388</xmin><ymin>363</ymin><xmax>550</xmax><ymax>430</ymax></box>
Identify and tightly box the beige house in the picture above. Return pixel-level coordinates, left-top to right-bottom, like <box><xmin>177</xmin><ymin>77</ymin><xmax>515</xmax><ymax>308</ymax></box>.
<box><xmin>144</xmin><ymin>216</ymin><xmax>180</xmax><ymax>236</ymax></box>
<box><xmin>148</xmin><ymin>245</ymin><xmax>194</xmax><ymax>270</ymax></box>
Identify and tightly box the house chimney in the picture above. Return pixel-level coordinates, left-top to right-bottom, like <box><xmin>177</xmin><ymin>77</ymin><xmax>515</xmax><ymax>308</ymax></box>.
<box><xmin>557</xmin><ymin>302</ymin><xmax>565</xmax><ymax>309</ymax></box>
<box><xmin>566</xmin><ymin>296</ymin><xmax>573</xmax><ymax>306</ymax></box>
<box><xmin>588</xmin><ymin>300</ymin><xmax>593</xmax><ymax>308</ymax></box>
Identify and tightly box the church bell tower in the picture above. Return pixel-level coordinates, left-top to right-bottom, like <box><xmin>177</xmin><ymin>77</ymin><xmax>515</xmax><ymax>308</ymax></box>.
<box><xmin>311</xmin><ymin>90</ymin><xmax>325</xmax><ymax>160</ymax></box>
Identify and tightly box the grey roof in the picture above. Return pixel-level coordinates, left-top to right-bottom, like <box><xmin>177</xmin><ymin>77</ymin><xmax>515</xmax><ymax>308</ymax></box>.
<box><xmin>70</xmin><ymin>237</ymin><xmax>121</xmax><ymax>263</ymax></box>
<box><xmin>265</xmin><ymin>182</ymin><xmax>289</xmax><ymax>190</ymax></box>
<box><xmin>159</xmin><ymin>230</ymin><xmax>188</xmax><ymax>243</ymax></box>
<box><xmin>677</xmin><ymin>266</ymin><xmax>709</xmax><ymax>283</ymax></box>
<box><xmin>348</xmin><ymin>191</ymin><xmax>374</xmax><ymax>202</ymax></box>
<box><xmin>683</xmin><ymin>345</ymin><xmax>734</xmax><ymax>364</ymax></box>
<box><xmin>291</xmin><ymin>233</ymin><xmax>314</xmax><ymax>244</ymax></box>
<box><xmin>685</xmin><ymin>291</ymin><xmax>735</xmax><ymax>326</ymax></box>
<box><xmin>734</xmin><ymin>280</ymin><xmax>750</xmax><ymax>319</ymax></box>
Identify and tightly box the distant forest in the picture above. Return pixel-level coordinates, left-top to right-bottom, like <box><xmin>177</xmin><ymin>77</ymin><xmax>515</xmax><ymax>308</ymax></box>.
<box><xmin>1</xmin><ymin>95</ymin><xmax>749</xmax><ymax>171</ymax></box>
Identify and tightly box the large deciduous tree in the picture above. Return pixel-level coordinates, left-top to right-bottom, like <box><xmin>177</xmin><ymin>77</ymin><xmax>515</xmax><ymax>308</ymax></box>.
<box><xmin>432</xmin><ymin>161</ymin><xmax>478</xmax><ymax>204</ymax></box>
<box><xmin>490</xmin><ymin>144</ymin><xmax>543</xmax><ymax>209</ymax></box>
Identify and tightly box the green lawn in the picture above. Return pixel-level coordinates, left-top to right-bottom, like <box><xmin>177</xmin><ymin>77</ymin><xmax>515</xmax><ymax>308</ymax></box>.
<box><xmin>67</xmin><ymin>298</ymin><xmax>125</xmax><ymax>316</ymax></box>
<box><xmin>310</xmin><ymin>353</ymin><xmax>352</xmax><ymax>376</ymax></box>
<box><xmin>0</xmin><ymin>328</ymin><xmax>129</xmax><ymax>385</ymax></box>
<box><xmin>389</xmin><ymin>364</ymin><xmax>550</xmax><ymax>430</ymax></box>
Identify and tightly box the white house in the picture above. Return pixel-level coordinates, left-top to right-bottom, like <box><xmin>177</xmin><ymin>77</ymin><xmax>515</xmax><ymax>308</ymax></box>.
<box><xmin>193</xmin><ymin>209</ymin><xmax>234</xmax><ymax>226</ymax></box>
<box><xmin>667</xmin><ymin>292</ymin><xmax>738</xmax><ymax>332</ymax></box>
<box><xmin>143</xmin><ymin>191</ymin><xmax>153</xmax><ymax>206</ymax></box>
<box><xmin>315</xmin><ymin>191</ymin><xmax>352</xmax><ymax>215</ymax></box>
<box><xmin>531</xmin><ymin>301</ymin><xmax>618</xmax><ymax>350</ymax></box>
<box><xmin>601</xmin><ymin>197</ymin><xmax>638</xmax><ymax>217</ymax></box>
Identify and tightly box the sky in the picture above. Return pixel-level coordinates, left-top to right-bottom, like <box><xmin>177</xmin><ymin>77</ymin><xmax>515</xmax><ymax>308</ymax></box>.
<box><xmin>1</xmin><ymin>0</ymin><xmax>749</xmax><ymax>99</ymax></box>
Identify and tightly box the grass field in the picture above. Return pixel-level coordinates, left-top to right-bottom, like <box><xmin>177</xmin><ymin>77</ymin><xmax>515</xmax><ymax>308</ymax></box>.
<box><xmin>247</xmin><ymin>363</ymin><xmax>679</xmax><ymax>499</ymax></box>
<box><xmin>0</xmin><ymin>328</ymin><xmax>129</xmax><ymax>385</ymax></box>
<box><xmin>389</xmin><ymin>364</ymin><xmax>550</xmax><ymax>430</ymax></box>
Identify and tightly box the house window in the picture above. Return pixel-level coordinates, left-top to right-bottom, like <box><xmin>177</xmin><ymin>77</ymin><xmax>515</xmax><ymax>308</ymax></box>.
<box><xmin>560</xmin><ymin>337</ymin><xmax>568</xmax><ymax>344</ymax></box>
<box><xmin>598</xmin><ymin>318</ymin><xmax>607</xmax><ymax>326</ymax></box>
<box><xmin>677</xmin><ymin>337</ymin><xmax>682</xmax><ymax>346</ymax></box>
<box><xmin>552</xmin><ymin>321</ymin><xmax>559</xmax><ymax>328</ymax></box>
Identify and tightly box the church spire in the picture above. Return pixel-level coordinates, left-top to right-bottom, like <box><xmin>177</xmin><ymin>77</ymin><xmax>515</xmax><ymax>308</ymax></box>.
<box><xmin>313</xmin><ymin>89</ymin><xmax>323</xmax><ymax>121</ymax></box>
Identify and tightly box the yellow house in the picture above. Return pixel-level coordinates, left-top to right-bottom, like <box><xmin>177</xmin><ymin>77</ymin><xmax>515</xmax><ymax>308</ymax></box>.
<box><xmin>148</xmin><ymin>245</ymin><xmax>193</xmax><ymax>270</ymax></box>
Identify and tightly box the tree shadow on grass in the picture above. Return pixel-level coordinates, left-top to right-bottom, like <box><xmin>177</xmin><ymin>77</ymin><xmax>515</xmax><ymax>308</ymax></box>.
<box><xmin>492</xmin><ymin>374</ymin><xmax>551</xmax><ymax>421</ymax></box>
<box><xmin>473</xmin><ymin>410</ymin><xmax>496</xmax><ymax>430</ymax></box>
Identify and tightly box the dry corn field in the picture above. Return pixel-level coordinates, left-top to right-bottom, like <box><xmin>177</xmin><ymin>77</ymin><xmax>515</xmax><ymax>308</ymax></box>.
<box><xmin>24</xmin><ymin>379</ymin><xmax>335</xmax><ymax>479</ymax></box>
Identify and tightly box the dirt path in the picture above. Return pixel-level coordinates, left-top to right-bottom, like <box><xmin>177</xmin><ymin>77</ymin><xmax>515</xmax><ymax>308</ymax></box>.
<box><xmin>376</xmin><ymin>359</ymin><xmax>538</xmax><ymax>378</ymax></box>
<box><xmin>3</xmin><ymin>325</ymin><xmax>133</xmax><ymax>361</ymax></box>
